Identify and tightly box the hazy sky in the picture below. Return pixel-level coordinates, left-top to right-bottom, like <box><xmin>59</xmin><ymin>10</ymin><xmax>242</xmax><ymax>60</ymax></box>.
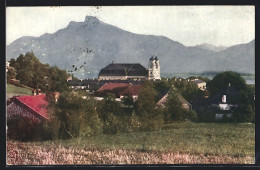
<box><xmin>6</xmin><ymin>6</ymin><xmax>255</xmax><ymax>46</ymax></box>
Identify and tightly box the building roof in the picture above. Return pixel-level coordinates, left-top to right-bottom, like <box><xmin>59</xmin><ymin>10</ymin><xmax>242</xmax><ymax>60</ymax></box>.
<box><xmin>96</xmin><ymin>83</ymin><xmax>131</xmax><ymax>97</ymax></box>
<box><xmin>15</xmin><ymin>94</ymin><xmax>49</xmax><ymax>120</ymax></box>
<box><xmin>97</xmin><ymin>83</ymin><xmax>131</xmax><ymax>92</ymax></box>
<box><xmin>208</xmin><ymin>86</ymin><xmax>240</xmax><ymax>104</ymax></box>
<box><xmin>157</xmin><ymin>90</ymin><xmax>191</xmax><ymax>108</ymax></box>
<box><xmin>98</xmin><ymin>63</ymin><xmax>147</xmax><ymax>77</ymax></box>
<box><xmin>191</xmin><ymin>79</ymin><xmax>205</xmax><ymax>84</ymax></box>
<box><xmin>120</xmin><ymin>84</ymin><xmax>142</xmax><ymax>96</ymax></box>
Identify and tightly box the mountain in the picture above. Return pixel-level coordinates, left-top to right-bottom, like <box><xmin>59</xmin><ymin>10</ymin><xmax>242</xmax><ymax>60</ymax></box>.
<box><xmin>6</xmin><ymin>16</ymin><xmax>255</xmax><ymax>79</ymax></box>
<box><xmin>194</xmin><ymin>43</ymin><xmax>227</xmax><ymax>52</ymax></box>
<box><xmin>206</xmin><ymin>40</ymin><xmax>255</xmax><ymax>74</ymax></box>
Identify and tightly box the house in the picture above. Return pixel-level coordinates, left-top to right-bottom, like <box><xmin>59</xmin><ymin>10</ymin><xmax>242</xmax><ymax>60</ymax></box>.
<box><xmin>95</xmin><ymin>83</ymin><xmax>131</xmax><ymax>97</ymax></box>
<box><xmin>157</xmin><ymin>89</ymin><xmax>192</xmax><ymax>110</ymax></box>
<box><xmin>67</xmin><ymin>76</ymin><xmax>72</xmax><ymax>81</ymax></box>
<box><xmin>208</xmin><ymin>84</ymin><xmax>239</xmax><ymax>110</ymax></box>
<box><xmin>98</xmin><ymin>56</ymin><xmax>161</xmax><ymax>81</ymax></box>
<box><xmin>69</xmin><ymin>81</ymin><xmax>89</xmax><ymax>90</ymax></box>
<box><xmin>119</xmin><ymin>84</ymin><xmax>142</xmax><ymax>102</ymax></box>
<box><xmin>190</xmin><ymin>79</ymin><xmax>206</xmax><ymax>91</ymax></box>
<box><xmin>208</xmin><ymin>84</ymin><xmax>239</xmax><ymax>119</ymax></box>
<box><xmin>7</xmin><ymin>94</ymin><xmax>49</xmax><ymax>122</ymax></box>
<box><xmin>94</xmin><ymin>83</ymin><xmax>142</xmax><ymax>102</ymax></box>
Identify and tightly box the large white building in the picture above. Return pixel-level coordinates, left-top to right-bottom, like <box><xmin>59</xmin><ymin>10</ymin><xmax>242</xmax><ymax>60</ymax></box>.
<box><xmin>98</xmin><ymin>56</ymin><xmax>161</xmax><ymax>81</ymax></box>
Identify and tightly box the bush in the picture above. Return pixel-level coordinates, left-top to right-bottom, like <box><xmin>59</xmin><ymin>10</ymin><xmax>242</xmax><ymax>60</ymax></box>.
<box><xmin>232</xmin><ymin>104</ymin><xmax>255</xmax><ymax>123</ymax></box>
<box><xmin>7</xmin><ymin>115</ymin><xmax>40</xmax><ymax>141</ymax></box>
<box><xmin>55</xmin><ymin>91</ymin><xmax>103</xmax><ymax>139</ymax></box>
<box><xmin>196</xmin><ymin>108</ymin><xmax>216</xmax><ymax>122</ymax></box>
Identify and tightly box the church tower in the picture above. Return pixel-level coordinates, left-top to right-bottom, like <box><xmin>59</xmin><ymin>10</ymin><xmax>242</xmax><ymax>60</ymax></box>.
<box><xmin>148</xmin><ymin>56</ymin><xmax>161</xmax><ymax>80</ymax></box>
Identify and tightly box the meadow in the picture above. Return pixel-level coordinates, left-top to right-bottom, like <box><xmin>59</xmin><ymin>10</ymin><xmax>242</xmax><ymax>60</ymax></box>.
<box><xmin>6</xmin><ymin>84</ymin><xmax>32</xmax><ymax>97</ymax></box>
<box><xmin>7</xmin><ymin>122</ymin><xmax>255</xmax><ymax>165</ymax></box>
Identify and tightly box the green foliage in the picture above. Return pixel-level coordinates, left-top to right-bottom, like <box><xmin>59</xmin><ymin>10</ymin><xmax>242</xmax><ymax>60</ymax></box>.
<box><xmin>164</xmin><ymin>90</ymin><xmax>193</xmax><ymax>122</ymax></box>
<box><xmin>173</xmin><ymin>80</ymin><xmax>204</xmax><ymax>102</ymax></box>
<box><xmin>135</xmin><ymin>81</ymin><xmax>158</xmax><ymax>118</ymax></box>
<box><xmin>7</xmin><ymin>115</ymin><xmax>40</xmax><ymax>141</ymax></box>
<box><xmin>9</xmin><ymin>52</ymin><xmax>69</xmax><ymax>93</ymax></box>
<box><xmin>232</xmin><ymin>104</ymin><xmax>255</xmax><ymax>123</ymax></box>
<box><xmin>206</xmin><ymin>72</ymin><xmax>254</xmax><ymax>123</ymax></box>
<box><xmin>153</xmin><ymin>80</ymin><xmax>171</xmax><ymax>101</ymax></box>
<box><xmin>7</xmin><ymin>67</ymin><xmax>17</xmax><ymax>83</ymax></box>
<box><xmin>196</xmin><ymin>108</ymin><xmax>217</xmax><ymax>122</ymax></box>
<box><xmin>207</xmin><ymin>71</ymin><xmax>247</xmax><ymax>96</ymax></box>
<box><xmin>122</xmin><ymin>95</ymin><xmax>134</xmax><ymax>106</ymax></box>
<box><xmin>55</xmin><ymin>91</ymin><xmax>103</xmax><ymax>139</ymax></box>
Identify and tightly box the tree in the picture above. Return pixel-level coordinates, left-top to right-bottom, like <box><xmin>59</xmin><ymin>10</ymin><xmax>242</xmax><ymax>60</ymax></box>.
<box><xmin>135</xmin><ymin>81</ymin><xmax>158</xmax><ymax>118</ymax></box>
<box><xmin>7</xmin><ymin>67</ymin><xmax>16</xmax><ymax>83</ymax></box>
<box><xmin>54</xmin><ymin>91</ymin><xmax>103</xmax><ymax>139</ymax></box>
<box><xmin>173</xmin><ymin>80</ymin><xmax>203</xmax><ymax>102</ymax></box>
<box><xmin>207</xmin><ymin>71</ymin><xmax>254</xmax><ymax>123</ymax></box>
<box><xmin>9</xmin><ymin>52</ymin><xmax>69</xmax><ymax>93</ymax></box>
<box><xmin>96</xmin><ymin>92</ymin><xmax>123</xmax><ymax>134</ymax></box>
<box><xmin>233</xmin><ymin>104</ymin><xmax>254</xmax><ymax>123</ymax></box>
<box><xmin>207</xmin><ymin>71</ymin><xmax>247</xmax><ymax>96</ymax></box>
<box><xmin>164</xmin><ymin>90</ymin><xmax>188</xmax><ymax>122</ymax></box>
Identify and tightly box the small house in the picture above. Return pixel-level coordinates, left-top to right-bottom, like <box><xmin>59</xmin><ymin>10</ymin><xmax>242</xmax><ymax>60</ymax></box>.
<box><xmin>7</xmin><ymin>94</ymin><xmax>49</xmax><ymax>122</ymax></box>
<box><xmin>208</xmin><ymin>84</ymin><xmax>239</xmax><ymax>119</ymax></box>
<box><xmin>190</xmin><ymin>79</ymin><xmax>206</xmax><ymax>91</ymax></box>
<box><xmin>95</xmin><ymin>83</ymin><xmax>142</xmax><ymax>102</ymax></box>
<box><xmin>157</xmin><ymin>90</ymin><xmax>192</xmax><ymax>110</ymax></box>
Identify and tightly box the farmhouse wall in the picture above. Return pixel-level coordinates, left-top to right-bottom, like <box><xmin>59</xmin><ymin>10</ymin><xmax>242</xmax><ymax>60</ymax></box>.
<box><xmin>7</xmin><ymin>101</ymin><xmax>42</xmax><ymax>122</ymax></box>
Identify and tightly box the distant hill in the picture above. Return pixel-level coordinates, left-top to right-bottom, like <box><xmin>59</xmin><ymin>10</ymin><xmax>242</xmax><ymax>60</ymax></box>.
<box><xmin>194</xmin><ymin>43</ymin><xmax>227</xmax><ymax>52</ymax></box>
<box><xmin>6</xmin><ymin>16</ymin><xmax>255</xmax><ymax>78</ymax></box>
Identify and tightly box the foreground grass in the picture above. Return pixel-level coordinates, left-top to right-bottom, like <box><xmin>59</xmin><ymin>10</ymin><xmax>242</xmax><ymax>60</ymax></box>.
<box><xmin>6</xmin><ymin>84</ymin><xmax>32</xmax><ymax>95</ymax></box>
<box><xmin>7</xmin><ymin>122</ymin><xmax>255</xmax><ymax>164</ymax></box>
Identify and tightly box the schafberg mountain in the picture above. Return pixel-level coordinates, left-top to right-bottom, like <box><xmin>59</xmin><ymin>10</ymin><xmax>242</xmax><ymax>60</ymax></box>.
<box><xmin>6</xmin><ymin>16</ymin><xmax>255</xmax><ymax>78</ymax></box>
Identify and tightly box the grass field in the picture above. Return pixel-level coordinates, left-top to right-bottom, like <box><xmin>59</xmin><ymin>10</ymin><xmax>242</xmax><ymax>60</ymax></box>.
<box><xmin>6</xmin><ymin>84</ymin><xmax>32</xmax><ymax>99</ymax></box>
<box><xmin>7</xmin><ymin>122</ymin><xmax>255</xmax><ymax>165</ymax></box>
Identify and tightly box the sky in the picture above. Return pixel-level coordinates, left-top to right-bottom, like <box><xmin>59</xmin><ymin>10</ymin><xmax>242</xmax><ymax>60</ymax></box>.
<box><xmin>6</xmin><ymin>6</ymin><xmax>255</xmax><ymax>47</ymax></box>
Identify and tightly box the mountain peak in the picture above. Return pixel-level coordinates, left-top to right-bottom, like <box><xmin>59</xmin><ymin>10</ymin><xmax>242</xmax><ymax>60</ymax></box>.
<box><xmin>84</xmin><ymin>16</ymin><xmax>99</xmax><ymax>23</ymax></box>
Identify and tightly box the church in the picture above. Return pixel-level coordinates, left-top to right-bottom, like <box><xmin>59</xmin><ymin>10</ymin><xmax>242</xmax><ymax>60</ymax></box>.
<box><xmin>98</xmin><ymin>56</ymin><xmax>161</xmax><ymax>81</ymax></box>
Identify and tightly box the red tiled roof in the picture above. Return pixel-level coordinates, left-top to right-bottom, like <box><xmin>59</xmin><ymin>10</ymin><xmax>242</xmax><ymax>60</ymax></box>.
<box><xmin>16</xmin><ymin>94</ymin><xmax>49</xmax><ymax>120</ymax></box>
<box><xmin>121</xmin><ymin>85</ymin><xmax>142</xmax><ymax>96</ymax></box>
<box><xmin>97</xmin><ymin>83</ymin><xmax>131</xmax><ymax>92</ymax></box>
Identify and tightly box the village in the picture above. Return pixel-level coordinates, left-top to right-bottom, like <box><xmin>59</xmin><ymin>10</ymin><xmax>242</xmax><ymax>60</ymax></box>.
<box><xmin>6</xmin><ymin>53</ymin><xmax>255</xmax><ymax>164</ymax></box>
<box><xmin>7</xmin><ymin>55</ymin><xmax>247</xmax><ymax>124</ymax></box>
<box><xmin>6</xmin><ymin>52</ymin><xmax>255</xmax><ymax>134</ymax></box>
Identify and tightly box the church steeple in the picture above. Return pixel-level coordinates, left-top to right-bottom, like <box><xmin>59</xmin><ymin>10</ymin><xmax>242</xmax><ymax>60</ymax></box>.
<box><xmin>148</xmin><ymin>56</ymin><xmax>161</xmax><ymax>80</ymax></box>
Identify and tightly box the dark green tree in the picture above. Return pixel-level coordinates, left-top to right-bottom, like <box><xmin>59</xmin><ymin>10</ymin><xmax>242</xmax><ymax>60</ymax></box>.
<box><xmin>164</xmin><ymin>90</ymin><xmax>187</xmax><ymax>122</ymax></box>
<box><xmin>135</xmin><ymin>81</ymin><xmax>158</xmax><ymax>118</ymax></box>
<box><xmin>9</xmin><ymin>52</ymin><xmax>69</xmax><ymax>93</ymax></box>
<box><xmin>233</xmin><ymin>104</ymin><xmax>254</xmax><ymax>123</ymax></box>
<box><xmin>55</xmin><ymin>91</ymin><xmax>103</xmax><ymax>139</ymax></box>
<box><xmin>207</xmin><ymin>71</ymin><xmax>247</xmax><ymax>96</ymax></box>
